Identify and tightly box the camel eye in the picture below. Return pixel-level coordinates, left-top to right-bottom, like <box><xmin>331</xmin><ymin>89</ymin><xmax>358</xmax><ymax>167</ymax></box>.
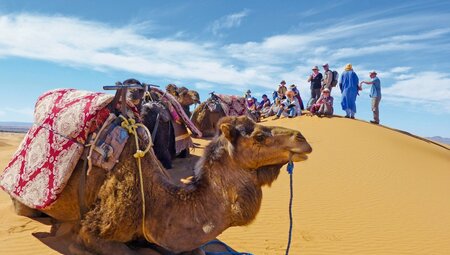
<box><xmin>255</xmin><ymin>134</ymin><xmax>265</xmax><ymax>143</ymax></box>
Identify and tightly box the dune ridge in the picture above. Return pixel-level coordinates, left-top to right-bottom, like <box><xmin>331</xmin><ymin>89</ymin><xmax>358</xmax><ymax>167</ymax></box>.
<box><xmin>0</xmin><ymin>116</ymin><xmax>449</xmax><ymax>255</ymax></box>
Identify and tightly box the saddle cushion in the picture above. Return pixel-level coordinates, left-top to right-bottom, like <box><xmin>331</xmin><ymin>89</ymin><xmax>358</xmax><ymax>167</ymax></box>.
<box><xmin>216</xmin><ymin>94</ymin><xmax>247</xmax><ymax>116</ymax></box>
<box><xmin>0</xmin><ymin>89</ymin><xmax>113</xmax><ymax>209</ymax></box>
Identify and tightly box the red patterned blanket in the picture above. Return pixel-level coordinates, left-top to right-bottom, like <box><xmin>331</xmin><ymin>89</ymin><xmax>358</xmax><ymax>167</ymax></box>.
<box><xmin>151</xmin><ymin>88</ymin><xmax>202</xmax><ymax>137</ymax></box>
<box><xmin>0</xmin><ymin>89</ymin><xmax>113</xmax><ymax>209</ymax></box>
<box><xmin>216</xmin><ymin>94</ymin><xmax>247</xmax><ymax>116</ymax></box>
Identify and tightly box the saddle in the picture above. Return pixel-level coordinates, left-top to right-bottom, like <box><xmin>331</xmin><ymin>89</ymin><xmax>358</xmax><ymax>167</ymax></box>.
<box><xmin>215</xmin><ymin>94</ymin><xmax>247</xmax><ymax>116</ymax></box>
<box><xmin>206</xmin><ymin>98</ymin><xmax>222</xmax><ymax>113</ymax></box>
<box><xmin>0</xmin><ymin>89</ymin><xmax>134</xmax><ymax>209</ymax></box>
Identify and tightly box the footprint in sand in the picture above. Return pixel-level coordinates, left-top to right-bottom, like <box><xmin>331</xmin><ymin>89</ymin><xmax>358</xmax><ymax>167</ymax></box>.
<box><xmin>7</xmin><ymin>220</ymin><xmax>37</xmax><ymax>234</ymax></box>
<box><xmin>300</xmin><ymin>231</ymin><xmax>315</xmax><ymax>241</ymax></box>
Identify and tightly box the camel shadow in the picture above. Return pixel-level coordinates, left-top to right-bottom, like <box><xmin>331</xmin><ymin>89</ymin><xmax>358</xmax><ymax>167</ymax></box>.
<box><xmin>32</xmin><ymin>221</ymin><xmax>75</xmax><ymax>254</ymax></box>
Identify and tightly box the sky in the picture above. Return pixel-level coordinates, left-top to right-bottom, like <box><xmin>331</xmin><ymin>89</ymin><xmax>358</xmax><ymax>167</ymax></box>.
<box><xmin>0</xmin><ymin>0</ymin><xmax>449</xmax><ymax>137</ymax></box>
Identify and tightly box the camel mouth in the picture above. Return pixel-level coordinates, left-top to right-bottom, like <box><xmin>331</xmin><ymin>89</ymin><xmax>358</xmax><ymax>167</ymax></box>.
<box><xmin>290</xmin><ymin>152</ymin><xmax>309</xmax><ymax>162</ymax></box>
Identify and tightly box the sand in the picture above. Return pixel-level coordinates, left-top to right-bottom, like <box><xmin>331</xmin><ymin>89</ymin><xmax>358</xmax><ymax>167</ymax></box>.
<box><xmin>0</xmin><ymin>116</ymin><xmax>449</xmax><ymax>254</ymax></box>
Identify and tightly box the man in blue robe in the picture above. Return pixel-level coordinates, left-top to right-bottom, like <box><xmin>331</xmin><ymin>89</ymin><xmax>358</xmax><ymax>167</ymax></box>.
<box><xmin>339</xmin><ymin>63</ymin><xmax>359</xmax><ymax>118</ymax></box>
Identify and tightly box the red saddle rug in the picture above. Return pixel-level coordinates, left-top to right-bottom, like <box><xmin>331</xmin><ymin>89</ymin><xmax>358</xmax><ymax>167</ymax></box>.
<box><xmin>0</xmin><ymin>89</ymin><xmax>113</xmax><ymax>209</ymax></box>
<box><xmin>151</xmin><ymin>88</ymin><xmax>202</xmax><ymax>137</ymax></box>
<box><xmin>216</xmin><ymin>94</ymin><xmax>247</xmax><ymax>116</ymax></box>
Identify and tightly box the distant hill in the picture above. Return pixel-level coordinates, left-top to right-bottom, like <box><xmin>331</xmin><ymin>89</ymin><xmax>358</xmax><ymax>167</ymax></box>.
<box><xmin>427</xmin><ymin>136</ymin><xmax>450</xmax><ymax>145</ymax></box>
<box><xmin>0</xmin><ymin>122</ymin><xmax>32</xmax><ymax>133</ymax></box>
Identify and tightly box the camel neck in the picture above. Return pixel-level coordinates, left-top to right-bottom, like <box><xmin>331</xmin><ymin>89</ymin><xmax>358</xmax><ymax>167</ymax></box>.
<box><xmin>193</xmin><ymin>138</ymin><xmax>262</xmax><ymax>226</ymax></box>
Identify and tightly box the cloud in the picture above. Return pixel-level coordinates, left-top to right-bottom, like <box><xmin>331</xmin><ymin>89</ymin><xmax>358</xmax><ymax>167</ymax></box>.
<box><xmin>375</xmin><ymin>28</ymin><xmax>450</xmax><ymax>44</ymax></box>
<box><xmin>3</xmin><ymin>107</ymin><xmax>34</xmax><ymax>116</ymax></box>
<box><xmin>391</xmin><ymin>67</ymin><xmax>412</xmax><ymax>73</ymax></box>
<box><xmin>0</xmin><ymin>13</ymin><xmax>267</xmax><ymax>90</ymax></box>
<box><xmin>193</xmin><ymin>82</ymin><xmax>214</xmax><ymax>90</ymax></box>
<box><xmin>209</xmin><ymin>10</ymin><xmax>249</xmax><ymax>36</ymax></box>
<box><xmin>0</xmin><ymin>107</ymin><xmax>34</xmax><ymax>122</ymax></box>
<box><xmin>382</xmin><ymin>72</ymin><xmax>450</xmax><ymax>112</ymax></box>
<box><xmin>0</xmin><ymin>12</ymin><xmax>449</xmax><ymax>109</ymax></box>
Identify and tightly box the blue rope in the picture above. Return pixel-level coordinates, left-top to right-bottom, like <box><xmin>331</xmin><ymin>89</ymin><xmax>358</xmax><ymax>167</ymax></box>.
<box><xmin>202</xmin><ymin>161</ymin><xmax>295</xmax><ymax>255</ymax></box>
<box><xmin>285</xmin><ymin>161</ymin><xmax>294</xmax><ymax>255</ymax></box>
<box><xmin>201</xmin><ymin>240</ymin><xmax>254</xmax><ymax>255</ymax></box>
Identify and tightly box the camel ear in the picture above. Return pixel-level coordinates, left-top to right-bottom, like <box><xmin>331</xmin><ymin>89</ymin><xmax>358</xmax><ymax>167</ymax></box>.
<box><xmin>220</xmin><ymin>123</ymin><xmax>233</xmax><ymax>141</ymax></box>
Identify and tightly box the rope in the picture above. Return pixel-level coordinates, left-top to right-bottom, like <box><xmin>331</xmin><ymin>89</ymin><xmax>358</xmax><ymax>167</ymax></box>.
<box><xmin>285</xmin><ymin>160</ymin><xmax>294</xmax><ymax>255</ymax></box>
<box><xmin>201</xmin><ymin>240</ymin><xmax>253</xmax><ymax>255</ymax></box>
<box><xmin>119</xmin><ymin>115</ymin><xmax>154</xmax><ymax>243</ymax></box>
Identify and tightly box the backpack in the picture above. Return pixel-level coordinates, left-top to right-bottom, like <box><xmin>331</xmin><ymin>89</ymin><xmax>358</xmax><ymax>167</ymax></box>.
<box><xmin>330</xmin><ymin>70</ymin><xmax>338</xmax><ymax>87</ymax></box>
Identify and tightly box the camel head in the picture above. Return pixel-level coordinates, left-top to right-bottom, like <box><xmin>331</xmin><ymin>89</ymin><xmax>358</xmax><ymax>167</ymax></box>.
<box><xmin>124</xmin><ymin>79</ymin><xmax>145</xmax><ymax>106</ymax></box>
<box><xmin>217</xmin><ymin>116</ymin><xmax>312</xmax><ymax>170</ymax></box>
<box><xmin>166</xmin><ymin>83</ymin><xmax>178</xmax><ymax>97</ymax></box>
<box><xmin>177</xmin><ymin>87</ymin><xmax>200</xmax><ymax>106</ymax></box>
<box><xmin>141</xmin><ymin>101</ymin><xmax>172</xmax><ymax>126</ymax></box>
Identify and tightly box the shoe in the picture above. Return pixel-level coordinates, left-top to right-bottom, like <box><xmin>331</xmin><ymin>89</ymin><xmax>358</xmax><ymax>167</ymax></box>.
<box><xmin>344</xmin><ymin>115</ymin><xmax>350</xmax><ymax>118</ymax></box>
<box><xmin>370</xmin><ymin>120</ymin><xmax>379</xmax><ymax>124</ymax></box>
<box><xmin>288</xmin><ymin>116</ymin><xmax>293</xmax><ymax>118</ymax></box>
<box><xmin>272</xmin><ymin>116</ymin><xmax>280</xmax><ymax>120</ymax></box>
<box><xmin>350</xmin><ymin>116</ymin><xmax>355</xmax><ymax>119</ymax></box>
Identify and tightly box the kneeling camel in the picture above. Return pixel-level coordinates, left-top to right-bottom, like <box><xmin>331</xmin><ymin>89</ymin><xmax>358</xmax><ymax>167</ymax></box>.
<box><xmin>13</xmin><ymin>116</ymin><xmax>312</xmax><ymax>254</ymax></box>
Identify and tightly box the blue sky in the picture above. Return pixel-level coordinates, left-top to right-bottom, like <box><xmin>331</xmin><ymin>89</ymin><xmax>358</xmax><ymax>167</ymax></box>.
<box><xmin>0</xmin><ymin>0</ymin><xmax>449</xmax><ymax>137</ymax></box>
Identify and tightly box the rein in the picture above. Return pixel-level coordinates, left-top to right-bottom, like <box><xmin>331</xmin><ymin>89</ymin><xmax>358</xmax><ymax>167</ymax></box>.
<box><xmin>285</xmin><ymin>158</ymin><xmax>295</xmax><ymax>255</ymax></box>
<box><xmin>119</xmin><ymin>115</ymin><xmax>154</xmax><ymax>243</ymax></box>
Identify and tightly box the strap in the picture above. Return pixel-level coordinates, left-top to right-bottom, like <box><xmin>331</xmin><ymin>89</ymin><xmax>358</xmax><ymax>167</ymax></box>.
<box><xmin>109</xmin><ymin>82</ymin><xmax>123</xmax><ymax>113</ymax></box>
<box><xmin>151</xmin><ymin>113</ymin><xmax>161</xmax><ymax>142</ymax></box>
<box><xmin>78</xmin><ymin>154</ymin><xmax>89</xmax><ymax>218</ymax></box>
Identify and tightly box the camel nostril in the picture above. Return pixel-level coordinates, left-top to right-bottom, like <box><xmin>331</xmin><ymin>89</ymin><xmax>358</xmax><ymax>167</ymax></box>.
<box><xmin>304</xmin><ymin>144</ymin><xmax>313</xmax><ymax>154</ymax></box>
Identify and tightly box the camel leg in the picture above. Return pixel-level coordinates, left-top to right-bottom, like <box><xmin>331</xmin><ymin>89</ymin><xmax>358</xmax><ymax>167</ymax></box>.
<box><xmin>11</xmin><ymin>197</ymin><xmax>42</xmax><ymax>217</ymax></box>
<box><xmin>76</xmin><ymin>225</ymin><xmax>139</xmax><ymax>255</ymax></box>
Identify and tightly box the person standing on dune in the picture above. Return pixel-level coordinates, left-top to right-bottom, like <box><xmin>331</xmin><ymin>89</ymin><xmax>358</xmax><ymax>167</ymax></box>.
<box><xmin>307</xmin><ymin>66</ymin><xmax>323</xmax><ymax>109</ymax></box>
<box><xmin>360</xmin><ymin>70</ymin><xmax>382</xmax><ymax>124</ymax></box>
<box><xmin>339</xmin><ymin>63</ymin><xmax>359</xmax><ymax>119</ymax></box>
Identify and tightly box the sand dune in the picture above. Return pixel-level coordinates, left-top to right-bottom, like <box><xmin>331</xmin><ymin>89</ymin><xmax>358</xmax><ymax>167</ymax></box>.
<box><xmin>0</xmin><ymin>115</ymin><xmax>449</xmax><ymax>254</ymax></box>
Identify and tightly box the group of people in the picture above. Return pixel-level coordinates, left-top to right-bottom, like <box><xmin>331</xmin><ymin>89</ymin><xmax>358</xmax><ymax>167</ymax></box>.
<box><xmin>243</xmin><ymin>62</ymin><xmax>382</xmax><ymax>124</ymax></box>
<box><xmin>244</xmin><ymin>81</ymin><xmax>304</xmax><ymax>120</ymax></box>
<box><xmin>326</xmin><ymin>63</ymin><xmax>382</xmax><ymax>124</ymax></box>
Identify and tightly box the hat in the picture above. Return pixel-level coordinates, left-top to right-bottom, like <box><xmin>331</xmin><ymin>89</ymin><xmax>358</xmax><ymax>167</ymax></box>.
<box><xmin>322</xmin><ymin>63</ymin><xmax>329</xmax><ymax>67</ymax></box>
<box><xmin>323</xmin><ymin>88</ymin><xmax>330</xmax><ymax>93</ymax></box>
<box><xmin>312</xmin><ymin>65</ymin><xmax>319</xmax><ymax>70</ymax></box>
<box><xmin>345</xmin><ymin>63</ymin><xmax>353</xmax><ymax>71</ymax></box>
<box><xmin>280</xmin><ymin>80</ymin><xmax>286</xmax><ymax>84</ymax></box>
<box><xmin>369</xmin><ymin>70</ymin><xmax>377</xmax><ymax>74</ymax></box>
<box><xmin>247</xmin><ymin>97</ymin><xmax>253</xmax><ymax>101</ymax></box>
<box><xmin>290</xmin><ymin>84</ymin><xmax>296</xmax><ymax>88</ymax></box>
<box><xmin>246</xmin><ymin>89</ymin><xmax>251</xmax><ymax>93</ymax></box>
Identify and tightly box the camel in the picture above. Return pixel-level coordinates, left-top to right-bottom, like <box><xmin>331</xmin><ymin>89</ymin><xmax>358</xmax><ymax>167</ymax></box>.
<box><xmin>12</xmin><ymin>115</ymin><xmax>312</xmax><ymax>255</ymax></box>
<box><xmin>191</xmin><ymin>100</ymin><xmax>225</xmax><ymax>137</ymax></box>
<box><xmin>191</xmin><ymin>93</ymin><xmax>261</xmax><ymax>137</ymax></box>
<box><xmin>166</xmin><ymin>84</ymin><xmax>200</xmax><ymax>117</ymax></box>
<box><xmin>141</xmin><ymin>100</ymin><xmax>176</xmax><ymax>169</ymax></box>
